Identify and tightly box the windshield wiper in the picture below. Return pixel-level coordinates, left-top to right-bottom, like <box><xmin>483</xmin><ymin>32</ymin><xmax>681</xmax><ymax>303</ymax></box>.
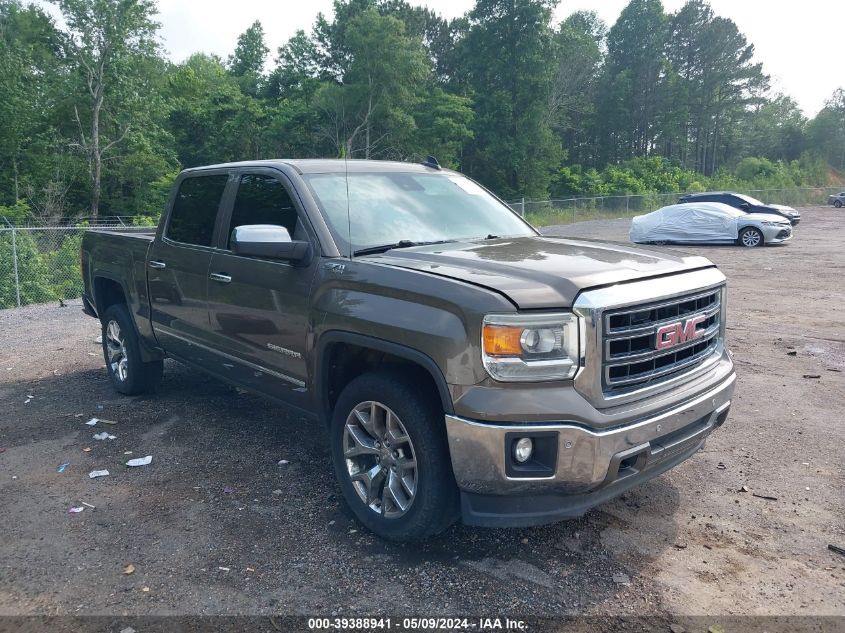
<box><xmin>353</xmin><ymin>239</ymin><xmax>455</xmax><ymax>257</ymax></box>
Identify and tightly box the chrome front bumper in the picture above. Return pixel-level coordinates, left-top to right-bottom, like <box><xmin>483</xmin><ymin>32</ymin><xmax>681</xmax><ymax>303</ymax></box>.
<box><xmin>445</xmin><ymin>370</ymin><xmax>735</xmax><ymax>511</ymax></box>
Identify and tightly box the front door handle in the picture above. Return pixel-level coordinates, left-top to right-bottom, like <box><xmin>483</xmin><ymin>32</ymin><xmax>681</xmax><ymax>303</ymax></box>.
<box><xmin>148</xmin><ymin>260</ymin><xmax>166</xmax><ymax>269</ymax></box>
<box><xmin>209</xmin><ymin>273</ymin><xmax>232</xmax><ymax>283</ymax></box>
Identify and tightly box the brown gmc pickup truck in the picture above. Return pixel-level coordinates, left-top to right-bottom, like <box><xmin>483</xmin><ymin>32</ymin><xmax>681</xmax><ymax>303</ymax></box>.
<box><xmin>81</xmin><ymin>159</ymin><xmax>736</xmax><ymax>541</ymax></box>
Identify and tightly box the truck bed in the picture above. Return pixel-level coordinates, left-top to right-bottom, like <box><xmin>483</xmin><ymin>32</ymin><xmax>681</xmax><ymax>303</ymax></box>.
<box><xmin>80</xmin><ymin>229</ymin><xmax>157</xmax><ymax>324</ymax></box>
<box><xmin>89</xmin><ymin>229</ymin><xmax>155</xmax><ymax>240</ymax></box>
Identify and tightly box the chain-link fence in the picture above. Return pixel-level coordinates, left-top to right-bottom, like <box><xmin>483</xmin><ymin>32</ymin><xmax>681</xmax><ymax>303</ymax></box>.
<box><xmin>508</xmin><ymin>186</ymin><xmax>843</xmax><ymax>225</ymax></box>
<box><xmin>1</xmin><ymin>186</ymin><xmax>842</xmax><ymax>309</ymax></box>
<box><xmin>0</xmin><ymin>219</ymin><xmax>154</xmax><ymax>309</ymax></box>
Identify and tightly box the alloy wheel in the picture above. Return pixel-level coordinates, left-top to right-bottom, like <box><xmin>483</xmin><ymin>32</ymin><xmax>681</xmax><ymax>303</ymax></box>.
<box><xmin>343</xmin><ymin>401</ymin><xmax>418</xmax><ymax>518</ymax></box>
<box><xmin>105</xmin><ymin>320</ymin><xmax>129</xmax><ymax>382</ymax></box>
<box><xmin>742</xmin><ymin>230</ymin><xmax>761</xmax><ymax>247</ymax></box>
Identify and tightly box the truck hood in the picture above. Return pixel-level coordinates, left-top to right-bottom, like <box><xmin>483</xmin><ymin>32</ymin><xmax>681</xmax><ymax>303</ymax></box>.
<box><xmin>368</xmin><ymin>236</ymin><xmax>715</xmax><ymax>308</ymax></box>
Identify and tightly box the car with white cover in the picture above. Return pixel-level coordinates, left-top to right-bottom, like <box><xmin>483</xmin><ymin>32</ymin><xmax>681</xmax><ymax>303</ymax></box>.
<box><xmin>678</xmin><ymin>191</ymin><xmax>801</xmax><ymax>225</ymax></box>
<box><xmin>630</xmin><ymin>202</ymin><xmax>792</xmax><ymax>248</ymax></box>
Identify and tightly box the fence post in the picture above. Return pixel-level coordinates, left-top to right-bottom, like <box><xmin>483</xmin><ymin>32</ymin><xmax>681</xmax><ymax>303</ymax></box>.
<box><xmin>520</xmin><ymin>197</ymin><xmax>525</xmax><ymax>218</ymax></box>
<box><xmin>626</xmin><ymin>196</ymin><xmax>629</xmax><ymax>214</ymax></box>
<box><xmin>11</xmin><ymin>226</ymin><xmax>21</xmax><ymax>308</ymax></box>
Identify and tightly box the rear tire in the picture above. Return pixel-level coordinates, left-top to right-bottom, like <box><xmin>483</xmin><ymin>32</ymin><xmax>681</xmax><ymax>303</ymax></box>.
<box><xmin>738</xmin><ymin>227</ymin><xmax>763</xmax><ymax>248</ymax></box>
<box><xmin>330</xmin><ymin>371</ymin><xmax>459</xmax><ymax>541</ymax></box>
<box><xmin>835</xmin><ymin>200</ymin><xmax>843</xmax><ymax>208</ymax></box>
<box><xmin>101</xmin><ymin>304</ymin><xmax>163</xmax><ymax>395</ymax></box>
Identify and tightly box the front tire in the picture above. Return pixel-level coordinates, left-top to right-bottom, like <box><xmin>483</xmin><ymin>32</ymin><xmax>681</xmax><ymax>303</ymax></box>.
<box><xmin>101</xmin><ymin>304</ymin><xmax>163</xmax><ymax>395</ymax></box>
<box><xmin>835</xmin><ymin>200</ymin><xmax>843</xmax><ymax>208</ymax></box>
<box><xmin>739</xmin><ymin>227</ymin><xmax>764</xmax><ymax>248</ymax></box>
<box><xmin>330</xmin><ymin>371</ymin><xmax>459</xmax><ymax>541</ymax></box>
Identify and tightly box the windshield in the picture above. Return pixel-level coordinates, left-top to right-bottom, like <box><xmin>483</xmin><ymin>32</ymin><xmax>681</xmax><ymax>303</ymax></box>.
<box><xmin>303</xmin><ymin>171</ymin><xmax>536</xmax><ymax>255</ymax></box>
<box><xmin>735</xmin><ymin>193</ymin><xmax>764</xmax><ymax>205</ymax></box>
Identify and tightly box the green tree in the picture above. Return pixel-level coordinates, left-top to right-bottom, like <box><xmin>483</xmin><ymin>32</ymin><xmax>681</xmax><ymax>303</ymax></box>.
<box><xmin>228</xmin><ymin>20</ymin><xmax>268</xmax><ymax>96</ymax></box>
<box><xmin>549</xmin><ymin>11</ymin><xmax>605</xmax><ymax>167</ymax></box>
<box><xmin>663</xmin><ymin>0</ymin><xmax>768</xmax><ymax>173</ymax></box>
<box><xmin>267</xmin><ymin>30</ymin><xmax>325</xmax><ymax>99</ymax></box>
<box><xmin>315</xmin><ymin>8</ymin><xmax>429</xmax><ymax>158</ymax></box>
<box><xmin>47</xmin><ymin>232</ymin><xmax>84</xmax><ymax>299</ymax></box>
<box><xmin>0</xmin><ymin>1</ymin><xmax>64</xmax><ymax>205</ymax></box>
<box><xmin>377</xmin><ymin>0</ymin><xmax>455</xmax><ymax>83</ymax></box>
<box><xmin>742</xmin><ymin>94</ymin><xmax>806</xmax><ymax>162</ymax></box>
<box><xmin>167</xmin><ymin>54</ymin><xmax>268</xmax><ymax>166</ymax></box>
<box><xmin>411</xmin><ymin>89</ymin><xmax>473</xmax><ymax>168</ymax></box>
<box><xmin>595</xmin><ymin>0</ymin><xmax>667</xmax><ymax>164</ymax></box>
<box><xmin>459</xmin><ymin>0</ymin><xmax>561</xmax><ymax>198</ymax></box>
<box><xmin>806</xmin><ymin>89</ymin><xmax>845</xmax><ymax>170</ymax></box>
<box><xmin>0</xmin><ymin>230</ymin><xmax>55</xmax><ymax>308</ymax></box>
<box><xmin>54</xmin><ymin>0</ymin><xmax>160</xmax><ymax>218</ymax></box>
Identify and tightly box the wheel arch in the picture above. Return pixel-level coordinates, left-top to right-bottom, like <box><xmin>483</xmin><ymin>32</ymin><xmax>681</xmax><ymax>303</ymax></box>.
<box><xmin>738</xmin><ymin>224</ymin><xmax>764</xmax><ymax>244</ymax></box>
<box><xmin>93</xmin><ymin>274</ymin><xmax>130</xmax><ymax>318</ymax></box>
<box><xmin>93</xmin><ymin>273</ymin><xmax>163</xmax><ymax>362</ymax></box>
<box><xmin>315</xmin><ymin>331</ymin><xmax>454</xmax><ymax>424</ymax></box>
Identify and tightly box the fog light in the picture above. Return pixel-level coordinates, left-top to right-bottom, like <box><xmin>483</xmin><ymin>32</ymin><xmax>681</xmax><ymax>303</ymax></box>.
<box><xmin>514</xmin><ymin>437</ymin><xmax>533</xmax><ymax>463</ymax></box>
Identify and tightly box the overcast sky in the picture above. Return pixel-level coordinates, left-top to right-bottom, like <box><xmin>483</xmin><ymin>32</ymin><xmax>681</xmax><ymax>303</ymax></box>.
<box><xmin>45</xmin><ymin>0</ymin><xmax>845</xmax><ymax>117</ymax></box>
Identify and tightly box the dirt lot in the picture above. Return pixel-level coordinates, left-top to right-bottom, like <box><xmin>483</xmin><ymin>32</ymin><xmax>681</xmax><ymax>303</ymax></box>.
<box><xmin>1</xmin><ymin>206</ymin><xmax>843</xmax><ymax>627</ymax></box>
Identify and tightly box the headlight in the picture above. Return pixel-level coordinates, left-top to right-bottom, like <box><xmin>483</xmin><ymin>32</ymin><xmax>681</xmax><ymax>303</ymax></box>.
<box><xmin>482</xmin><ymin>313</ymin><xmax>579</xmax><ymax>382</ymax></box>
<box><xmin>760</xmin><ymin>220</ymin><xmax>781</xmax><ymax>226</ymax></box>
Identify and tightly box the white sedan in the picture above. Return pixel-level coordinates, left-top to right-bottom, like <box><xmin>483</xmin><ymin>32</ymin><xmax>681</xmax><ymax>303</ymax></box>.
<box><xmin>630</xmin><ymin>202</ymin><xmax>793</xmax><ymax>248</ymax></box>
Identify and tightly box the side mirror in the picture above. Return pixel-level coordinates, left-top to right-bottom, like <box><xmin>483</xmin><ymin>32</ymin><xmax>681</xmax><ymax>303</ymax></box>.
<box><xmin>739</xmin><ymin>202</ymin><xmax>750</xmax><ymax>209</ymax></box>
<box><xmin>231</xmin><ymin>224</ymin><xmax>312</xmax><ymax>264</ymax></box>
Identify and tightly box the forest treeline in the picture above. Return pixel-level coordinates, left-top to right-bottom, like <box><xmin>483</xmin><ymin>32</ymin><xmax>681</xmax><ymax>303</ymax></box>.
<box><xmin>1</xmin><ymin>0</ymin><xmax>844</xmax><ymax>224</ymax></box>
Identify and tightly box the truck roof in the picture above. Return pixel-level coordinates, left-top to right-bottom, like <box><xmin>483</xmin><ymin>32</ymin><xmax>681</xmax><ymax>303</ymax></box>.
<box><xmin>182</xmin><ymin>159</ymin><xmax>454</xmax><ymax>175</ymax></box>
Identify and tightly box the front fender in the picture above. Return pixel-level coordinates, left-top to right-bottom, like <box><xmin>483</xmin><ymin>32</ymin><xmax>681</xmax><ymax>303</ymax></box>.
<box><xmin>308</xmin><ymin>259</ymin><xmax>516</xmax><ymax>416</ymax></box>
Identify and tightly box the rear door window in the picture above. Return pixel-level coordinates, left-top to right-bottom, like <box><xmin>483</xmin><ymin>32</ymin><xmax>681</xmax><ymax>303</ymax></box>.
<box><xmin>226</xmin><ymin>174</ymin><xmax>300</xmax><ymax>248</ymax></box>
<box><xmin>166</xmin><ymin>175</ymin><xmax>229</xmax><ymax>246</ymax></box>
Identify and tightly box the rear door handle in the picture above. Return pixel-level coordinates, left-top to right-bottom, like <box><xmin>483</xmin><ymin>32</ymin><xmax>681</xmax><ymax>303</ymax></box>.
<box><xmin>148</xmin><ymin>260</ymin><xmax>166</xmax><ymax>269</ymax></box>
<box><xmin>209</xmin><ymin>273</ymin><xmax>232</xmax><ymax>283</ymax></box>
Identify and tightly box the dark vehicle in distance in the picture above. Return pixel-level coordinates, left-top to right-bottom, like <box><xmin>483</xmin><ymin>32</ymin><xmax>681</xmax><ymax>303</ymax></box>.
<box><xmin>678</xmin><ymin>191</ymin><xmax>801</xmax><ymax>225</ymax></box>
<box><xmin>828</xmin><ymin>191</ymin><xmax>845</xmax><ymax>208</ymax></box>
<box><xmin>80</xmin><ymin>159</ymin><xmax>735</xmax><ymax>541</ymax></box>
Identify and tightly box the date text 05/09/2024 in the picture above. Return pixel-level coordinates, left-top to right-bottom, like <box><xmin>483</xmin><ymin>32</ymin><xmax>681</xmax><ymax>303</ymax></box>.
<box><xmin>307</xmin><ymin>617</ymin><xmax>528</xmax><ymax>631</ymax></box>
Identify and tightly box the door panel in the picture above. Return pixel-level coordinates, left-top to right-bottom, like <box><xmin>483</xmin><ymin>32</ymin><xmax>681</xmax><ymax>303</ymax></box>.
<box><xmin>206</xmin><ymin>253</ymin><xmax>316</xmax><ymax>406</ymax></box>
<box><xmin>148</xmin><ymin>172</ymin><xmax>230</xmax><ymax>364</ymax></box>
<box><xmin>204</xmin><ymin>171</ymin><xmax>319</xmax><ymax>407</ymax></box>
<box><xmin>148</xmin><ymin>240</ymin><xmax>214</xmax><ymax>364</ymax></box>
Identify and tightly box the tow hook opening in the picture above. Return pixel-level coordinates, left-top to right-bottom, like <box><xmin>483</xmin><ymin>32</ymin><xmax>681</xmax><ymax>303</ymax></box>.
<box><xmin>611</xmin><ymin>446</ymin><xmax>649</xmax><ymax>482</ymax></box>
<box><xmin>618</xmin><ymin>454</ymin><xmax>640</xmax><ymax>472</ymax></box>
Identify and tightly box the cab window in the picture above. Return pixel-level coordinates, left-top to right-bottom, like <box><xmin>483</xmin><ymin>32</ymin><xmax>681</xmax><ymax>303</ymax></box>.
<box><xmin>227</xmin><ymin>174</ymin><xmax>300</xmax><ymax>248</ymax></box>
<box><xmin>166</xmin><ymin>175</ymin><xmax>229</xmax><ymax>246</ymax></box>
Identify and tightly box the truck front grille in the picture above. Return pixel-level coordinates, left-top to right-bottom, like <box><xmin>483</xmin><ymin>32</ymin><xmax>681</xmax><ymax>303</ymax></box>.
<box><xmin>601</xmin><ymin>289</ymin><xmax>722</xmax><ymax>395</ymax></box>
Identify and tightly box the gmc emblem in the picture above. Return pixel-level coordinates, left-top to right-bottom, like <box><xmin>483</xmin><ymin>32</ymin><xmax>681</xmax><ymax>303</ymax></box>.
<box><xmin>655</xmin><ymin>315</ymin><xmax>706</xmax><ymax>350</ymax></box>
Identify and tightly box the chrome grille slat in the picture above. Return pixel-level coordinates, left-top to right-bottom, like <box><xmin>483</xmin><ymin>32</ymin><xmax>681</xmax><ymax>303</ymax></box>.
<box><xmin>601</xmin><ymin>288</ymin><xmax>723</xmax><ymax>395</ymax></box>
<box><xmin>605</xmin><ymin>288</ymin><xmax>721</xmax><ymax>319</ymax></box>
<box><xmin>605</xmin><ymin>302</ymin><xmax>721</xmax><ymax>339</ymax></box>
<box><xmin>606</xmin><ymin>322</ymin><xmax>721</xmax><ymax>363</ymax></box>
<box><xmin>604</xmin><ymin>339</ymin><xmax>719</xmax><ymax>387</ymax></box>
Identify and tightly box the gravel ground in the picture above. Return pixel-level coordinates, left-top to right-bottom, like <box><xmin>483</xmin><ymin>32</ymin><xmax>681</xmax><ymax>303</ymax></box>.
<box><xmin>0</xmin><ymin>206</ymin><xmax>843</xmax><ymax>626</ymax></box>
